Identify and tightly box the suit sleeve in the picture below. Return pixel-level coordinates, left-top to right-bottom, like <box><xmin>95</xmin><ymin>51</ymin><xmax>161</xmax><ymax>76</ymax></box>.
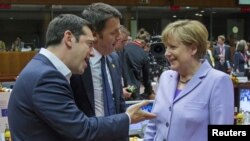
<box><xmin>110</xmin><ymin>53</ymin><xmax>127</xmax><ymax>113</ymax></box>
<box><xmin>209</xmin><ymin>74</ymin><xmax>234</xmax><ymax>124</ymax></box>
<box><xmin>122</xmin><ymin>50</ymin><xmax>133</xmax><ymax>86</ymax></box>
<box><xmin>213</xmin><ymin>48</ymin><xmax>220</xmax><ymax>62</ymax></box>
<box><xmin>229</xmin><ymin>47</ymin><xmax>231</xmax><ymax>61</ymax></box>
<box><xmin>234</xmin><ymin>52</ymin><xmax>240</xmax><ymax>71</ymax></box>
<box><xmin>32</xmin><ymin>70</ymin><xmax>129</xmax><ymax>141</ymax></box>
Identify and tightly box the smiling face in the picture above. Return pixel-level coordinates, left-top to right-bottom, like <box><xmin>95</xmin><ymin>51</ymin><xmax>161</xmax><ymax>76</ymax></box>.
<box><xmin>70</xmin><ymin>26</ymin><xmax>94</xmax><ymax>74</ymax></box>
<box><xmin>164</xmin><ymin>36</ymin><xmax>196</xmax><ymax>72</ymax></box>
<box><xmin>94</xmin><ymin>17</ymin><xmax>121</xmax><ymax>55</ymax></box>
<box><xmin>162</xmin><ymin>20</ymin><xmax>208</xmax><ymax>73</ymax></box>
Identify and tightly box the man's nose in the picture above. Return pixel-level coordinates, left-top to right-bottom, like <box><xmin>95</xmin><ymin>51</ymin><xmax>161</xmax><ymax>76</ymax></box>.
<box><xmin>89</xmin><ymin>47</ymin><xmax>94</xmax><ymax>57</ymax></box>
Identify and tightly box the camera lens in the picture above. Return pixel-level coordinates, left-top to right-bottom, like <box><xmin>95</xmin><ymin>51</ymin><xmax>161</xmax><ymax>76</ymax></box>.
<box><xmin>150</xmin><ymin>42</ymin><xmax>165</xmax><ymax>57</ymax></box>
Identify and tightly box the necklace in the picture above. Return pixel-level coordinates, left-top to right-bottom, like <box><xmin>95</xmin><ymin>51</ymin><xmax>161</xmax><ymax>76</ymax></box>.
<box><xmin>179</xmin><ymin>79</ymin><xmax>190</xmax><ymax>84</ymax></box>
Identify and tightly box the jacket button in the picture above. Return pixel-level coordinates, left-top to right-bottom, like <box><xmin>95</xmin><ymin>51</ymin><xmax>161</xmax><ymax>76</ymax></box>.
<box><xmin>166</xmin><ymin>122</ymin><xmax>169</xmax><ymax>127</ymax></box>
<box><xmin>169</xmin><ymin>106</ymin><xmax>171</xmax><ymax>111</ymax></box>
<box><xmin>163</xmin><ymin>139</ymin><xmax>167</xmax><ymax>141</ymax></box>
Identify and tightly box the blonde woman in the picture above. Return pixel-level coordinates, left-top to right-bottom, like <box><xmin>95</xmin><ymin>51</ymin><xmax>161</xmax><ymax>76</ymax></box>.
<box><xmin>144</xmin><ymin>20</ymin><xmax>234</xmax><ymax>141</ymax></box>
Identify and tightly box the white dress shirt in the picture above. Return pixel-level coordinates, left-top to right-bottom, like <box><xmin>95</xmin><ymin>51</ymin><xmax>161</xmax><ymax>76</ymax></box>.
<box><xmin>39</xmin><ymin>48</ymin><xmax>72</xmax><ymax>83</ymax></box>
<box><xmin>89</xmin><ymin>48</ymin><xmax>113</xmax><ymax>116</ymax></box>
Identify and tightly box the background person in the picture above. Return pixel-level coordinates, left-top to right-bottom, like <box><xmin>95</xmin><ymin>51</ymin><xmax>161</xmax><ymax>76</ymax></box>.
<box><xmin>123</xmin><ymin>28</ymin><xmax>154</xmax><ymax>100</ymax></box>
<box><xmin>111</xmin><ymin>25</ymin><xmax>132</xmax><ymax>99</ymax></box>
<box><xmin>115</xmin><ymin>25</ymin><xmax>130</xmax><ymax>52</ymax></box>
<box><xmin>144</xmin><ymin>20</ymin><xmax>234</xmax><ymax>141</ymax></box>
<box><xmin>8</xmin><ymin>14</ymin><xmax>156</xmax><ymax>141</ymax></box>
<box><xmin>0</xmin><ymin>40</ymin><xmax>6</xmax><ymax>51</ymax></box>
<box><xmin>213</xmin><ymin>35</ymin><xmax>231</xmax><ymax>74</ymax></box>
<box><xmin>205</xmin><ymin>41</ymin><xmax>215</xmax><ymax>67</ymax></box>
<box><xmin>11</xmin><ymin>36</ymin><xmax>24</xmax><ymax>52</ymax></box>
<box><xmin>234</xmin><ymin>40</ymin><xmax>248</xmax><ymax>73</ymax></box>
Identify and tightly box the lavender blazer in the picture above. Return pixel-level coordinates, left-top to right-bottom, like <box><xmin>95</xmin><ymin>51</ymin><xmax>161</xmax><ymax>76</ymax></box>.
<box><xmin>144</xmin><ymin>60</ymin><xmax>234</xmax><ymax>141</ymax></box>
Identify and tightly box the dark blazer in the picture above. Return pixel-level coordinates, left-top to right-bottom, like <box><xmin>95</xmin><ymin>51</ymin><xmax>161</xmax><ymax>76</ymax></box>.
<box><xmin>123</xmin><ymin>42</ymin><xmax>152</xmax><ymax>97</ymax></box>
<box><xmin>8</xmin><ymin>54</ymin><xmax>129</xmax><ymax>141</ymax></box>
<box><xmin>112</xmin><ymin>50</ymin><xmax>129</xmax><ymax>87</ymax></box>
<box><xmin>234</xmin><ymin>51</ymin><xmax>246</xmax><ymax>72</ymax></box>
<box><xmin>213</xmin><ymin>45</ymin><xmax>231</xmax><ymax>73</ymax></box>
<box><xmin>70</xmin><ymin>55</ymin><xmax>126</xmax><ymax>117</ymax></box>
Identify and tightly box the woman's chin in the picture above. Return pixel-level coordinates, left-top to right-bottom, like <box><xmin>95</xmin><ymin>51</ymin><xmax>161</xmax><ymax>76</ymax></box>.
<box><xmin>169</xmin><ymin>65</ymin><xmax>178</xmax><ymax>71</ymax></box>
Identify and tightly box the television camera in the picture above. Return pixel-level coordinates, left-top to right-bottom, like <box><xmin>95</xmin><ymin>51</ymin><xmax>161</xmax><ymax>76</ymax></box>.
<box><xmin>148</xmin><ymin>36</ymin><xmax>169</xmax><ymax>81</ymax></box>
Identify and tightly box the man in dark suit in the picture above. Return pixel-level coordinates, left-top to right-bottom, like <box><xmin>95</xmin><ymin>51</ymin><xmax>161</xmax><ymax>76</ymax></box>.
<box><xmin>8</xmin><ymin>14</ymin><xmax>156</xmax><ymax>141</ymax></box>
<box><xmin>213</xmin><ymin>35</ymin><xmax>232</xmax><ymax>74</ymax></box>
<box><xmin>112</xmin><ymin>25</ymin><xmax>132</xmax><ymax>99</ymax></box>
<box><xmin>70</xmin><ymin>3</ymin><xmax>126</xmax><ymax>117</ymax></box>
<box><xmin>123</xmin><ymin>28</ymin><xmax>154</xmax><ymax>100</ymax></box>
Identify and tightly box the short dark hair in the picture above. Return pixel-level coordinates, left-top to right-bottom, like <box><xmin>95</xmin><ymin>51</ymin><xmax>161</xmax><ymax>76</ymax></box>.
<box><xmin>81</xmin><ymin>2</ymin><xmax>122</xmax><ymax>34</ymax></box>
<box><xmin>46</xmin><ymin>14</ymin><xmax>91</xmax><ymax>47</ymax></box>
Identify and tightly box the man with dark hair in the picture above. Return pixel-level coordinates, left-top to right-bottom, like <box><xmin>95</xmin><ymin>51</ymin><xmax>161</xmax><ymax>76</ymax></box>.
<box><xmin>70</xmin><ymin>2</ymin><xmax>125</xmax><ymax>118</ymax></box>
<box><xmin>8</xmin><ymin>14</ymin><xmax>156</xmax><ymax>141</ymax></box>
<box><xmin>70</xmin><ymin>5</ymin><xmax>132</xmax><ymax>140</ymax></box>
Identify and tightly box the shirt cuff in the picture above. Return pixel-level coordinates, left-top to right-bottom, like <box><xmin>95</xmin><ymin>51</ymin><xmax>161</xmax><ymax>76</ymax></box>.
<box><xmin>125</xmin><ymin>112</ymin><xmax>131</xmax><ymax>124</ymax></box>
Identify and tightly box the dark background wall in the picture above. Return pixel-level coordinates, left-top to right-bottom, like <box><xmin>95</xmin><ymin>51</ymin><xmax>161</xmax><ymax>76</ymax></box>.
<box><xmin>0</xmin><ymin>0</ymin><xmax>250</xmax><ymax>48</ymax></box>
<box><xmin>0</xmin><ymin>19</ymin><xmax>43</xmax><ymax>50</ymax></box>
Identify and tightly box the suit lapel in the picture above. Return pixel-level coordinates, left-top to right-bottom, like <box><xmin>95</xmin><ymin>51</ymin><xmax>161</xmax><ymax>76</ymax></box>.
<box><xmin>225</xmin><ymin>46</ymin><xmax>230</xmax><ymax>60</ymax></box>
<box><xmin>107</xmin><ymin>56</ymin><xmax>119</xmax><ymax>112</ymax></box>
<box><xmin>107</xmin><ymin>57</ymin><xmax>116</xmax><ymax>93</ymax></box>
<box><xmin>167</xmin><ymin>73</ymin><xmax>178</xmax><ymax>104</ymax></box>
<box><xmin>174</xmin><ymin>77</ymin><xmax>202</xmax><ymax>103</ymax></box>
<box><xmin>174</xmin><ymin>60</ymin><xmax>212</xmax><ymax>103</ymax></box>
<box><xmin>81</xmin><ymin>61</ymin><xmax>95</xmax><ymax>111</ymax></box>
<box><xmin>216</xmin><ymin>47</ymin><xmax>220</xmax><ymax>55</ymax></box>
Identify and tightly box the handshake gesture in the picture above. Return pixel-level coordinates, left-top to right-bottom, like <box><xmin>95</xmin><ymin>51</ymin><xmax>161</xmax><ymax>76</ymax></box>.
<box><xmin>126</xmin><ymin>100</ymin><xmax>156</xmax><ymax>124</ymax></box>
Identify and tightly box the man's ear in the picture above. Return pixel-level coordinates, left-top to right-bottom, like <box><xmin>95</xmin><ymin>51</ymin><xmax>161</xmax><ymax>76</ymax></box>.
<box><xmin>64</xmin><ymin>30</ymin><xmax>73</xmax><ymax>48</ymax></box>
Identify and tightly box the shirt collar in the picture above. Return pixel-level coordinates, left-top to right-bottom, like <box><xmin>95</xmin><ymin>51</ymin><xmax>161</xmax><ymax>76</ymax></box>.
<box><xmin>90</xmin><ymin>48</ymin><xmax>102</xmax><ymax>65</ymax></box>
<box><xmin>39</xmin><ymin>48</ymin><xmax>72</xmax><ymax>83</ymax></box>
<box><xmin>220</xmin><ymin>44</ymin><xmax>225</xmax><ymax>48</ymax></box>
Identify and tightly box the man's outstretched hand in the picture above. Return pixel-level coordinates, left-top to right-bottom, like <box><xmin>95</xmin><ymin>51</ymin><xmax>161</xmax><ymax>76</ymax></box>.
<box><xmin>126</xmin><ymin>100</ymin><xmax>157</xmax><ymax>124</ymax></box>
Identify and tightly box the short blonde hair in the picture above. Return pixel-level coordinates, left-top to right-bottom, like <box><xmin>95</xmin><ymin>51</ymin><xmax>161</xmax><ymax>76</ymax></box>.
<box><xmin>161</xmin><ymin>20</ymin><xmax>208</xmax><ymax>60</ymax></box>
